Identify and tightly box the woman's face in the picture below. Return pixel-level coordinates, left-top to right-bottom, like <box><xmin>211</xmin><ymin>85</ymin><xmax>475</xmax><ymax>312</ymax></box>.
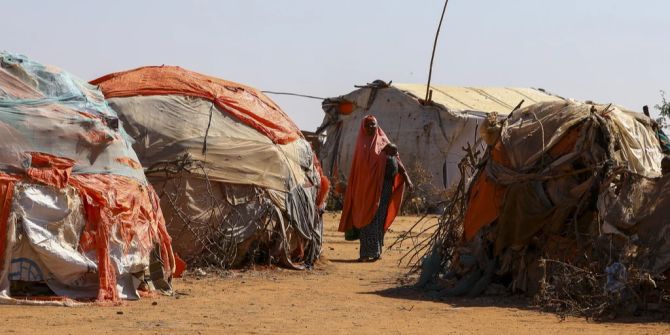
<box><xmin>364</xmin><ymin>119</ymin><xmax>377</xmax><ymax>135</ymax></box>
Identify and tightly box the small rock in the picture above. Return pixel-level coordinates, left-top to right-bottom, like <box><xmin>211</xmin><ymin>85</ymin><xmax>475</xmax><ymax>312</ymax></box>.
<box><xmin>194</xmin><ymin>268</ymin><xmax>207</xmax><ymax>277</ymax></box>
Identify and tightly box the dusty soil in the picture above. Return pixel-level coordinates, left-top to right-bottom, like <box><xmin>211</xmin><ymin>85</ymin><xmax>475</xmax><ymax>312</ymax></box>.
<box><xmin>1</xmin><ymin>214</ymin><xmax>668</xmax><ymax>334</ymax></box>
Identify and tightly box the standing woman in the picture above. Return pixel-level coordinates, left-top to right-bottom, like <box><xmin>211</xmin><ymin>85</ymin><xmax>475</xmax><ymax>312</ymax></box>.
<box><xmin>339</xmin><ymin>115</ymin><xmax>413</xmax><ymax>262</ymax></box>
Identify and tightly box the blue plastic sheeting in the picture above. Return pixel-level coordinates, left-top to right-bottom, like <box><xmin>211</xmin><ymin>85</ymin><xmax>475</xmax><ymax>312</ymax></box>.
<box><xmin>0</xmin><ymin>52</ymin><xmax>147</xmax><ymax>183</ymax></box>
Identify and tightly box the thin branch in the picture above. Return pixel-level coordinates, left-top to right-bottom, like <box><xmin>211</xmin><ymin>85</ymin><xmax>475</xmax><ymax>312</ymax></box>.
<box><xmin>425</xmin><ymin>0</ymin><xmax>450</xmax><ymax>102</ymax></box>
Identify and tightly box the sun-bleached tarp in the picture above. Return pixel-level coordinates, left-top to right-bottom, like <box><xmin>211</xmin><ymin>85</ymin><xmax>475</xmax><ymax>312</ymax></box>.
<box><xmin>392</xmin><ymin>84</ymin><xmax>564</xmax><ymax>116</ymax></box>
<box><xmin>320</xmin><ymin>86</ymin><xmax>485</xmax><ymax>204</ymax></box>
<box><xmin>107</xmin><ymin>95</ymin><xmax>308</xmax><ymax>192</ymax></box>
<box><xmin>605</xmin><ymin>109</ymin><xmax>663</xmax><ymax>178</ymax></box>
<box><xmin>0</xmin><ymin>102</ymin><xmax>146</xmax><ymax>182</ymax></box>
<box><xmin>500</xmin><ymin>102</ymin><xmax>662</xmax><ymax>177</ymax></box>
<box><xmin>91</xmin><ymin>65</ymin><xmax>302</xmax><ymax>145</ymax></box>
<box><xmin>0</xmin><ymin>53</ymin><xmax>146</xmax><ymax>183</ymax></box>
<box><xmin>107</xmin><ymin>93</ymin><xmax>323</xmax><ymax>268</ymax></box>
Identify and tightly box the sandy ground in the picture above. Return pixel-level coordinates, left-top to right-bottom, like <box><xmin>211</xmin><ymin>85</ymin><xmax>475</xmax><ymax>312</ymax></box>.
<box><xmin>0</xmin><ymin>214</ymin><xmax>668</xmax><ymax>334</ymax></box>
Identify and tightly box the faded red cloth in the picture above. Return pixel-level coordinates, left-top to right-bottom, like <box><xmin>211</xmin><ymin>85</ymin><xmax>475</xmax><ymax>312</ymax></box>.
<box><xmin>0</xmin><ymin>165</ymin><xmax>174</xmax><ymax>303</ymax></box>
<box><xmin>70</xmin><ymin>174</ymin><xmax>174</xmax><ymax>302</ymax></box>
<box><xmin>0</xmin><ymin>173</ymin><xmax>19</xmax><ymax>275</ymax></box>
<box><xmin>26</xmin><ymin>152</ymin><xmax>75</xmax><ymax>189</ymax></box>
<box><xmin>339</xmin><ymin>116</ymin><xmax>405</xmax><ymax>232</ymax></box>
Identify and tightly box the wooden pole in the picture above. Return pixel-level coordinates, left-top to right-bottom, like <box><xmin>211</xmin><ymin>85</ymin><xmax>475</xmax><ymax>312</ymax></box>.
<box><xmin>425</xmin><ymin>0</ymin><xmax>450</xmax><ymax>102</ymax></box>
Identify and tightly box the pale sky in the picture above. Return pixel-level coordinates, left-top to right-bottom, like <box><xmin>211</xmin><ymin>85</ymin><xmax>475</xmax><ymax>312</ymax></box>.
<box><xmin>3</xmin><ymin>0</ymin><xmax>669</xmax><ymax>129</ymax></box>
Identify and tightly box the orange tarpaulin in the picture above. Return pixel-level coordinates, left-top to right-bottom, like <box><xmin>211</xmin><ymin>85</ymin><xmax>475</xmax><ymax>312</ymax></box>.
<box><xmin>25</xmin><ymin>152</ymin><xmax>75</xmax><ymax>189</ymax></box>
<box><xmin>91</xmin><ymin>66</ymin><xmax>302</xmax><ymax>145</ymax></box>
<box><xmin>338</xmin><ymin>116</ymin><xmax>405</xmax><ymax>232</ymax></box>
<box><xmin>0</xmin><ymin>174</ymin><xmax>19</xmax><ymax>275</ymax></box>
<box><xmin>313</xmin><ymin>156</ymin><xmax>331</xmax><ymax>208</ymax></box>
<box><xmin>462</xmin><ymin>142</ymin><xmax>509</xmax><ymax>241</ymax></box>
<box><xmin>70</xmin><ymin>174</ymin><xmax>173</xmax><ymax>302</ymax></box>
<box><xmin>0</xmin><ymin>162</ymin><xmax>173</xmax><ymax>303</ymax></box>
<box><xmin>548</xmin><ymin>125</ymin><xmax>582</xmax><ymax>158</ymax></box>
<box><xmin>384</xmin><ymin>174</ymin><xmax>406</xmax><ymax>231</ymax></box>
<box><xmin>462</xmin><ymin>171</ymin><xmax>506</xmax><ymax>241</ymax></box>
<box><xmin>462</xmin><ymin>125</ymin><xmax>584</xmax><ymax>241</ymax></box>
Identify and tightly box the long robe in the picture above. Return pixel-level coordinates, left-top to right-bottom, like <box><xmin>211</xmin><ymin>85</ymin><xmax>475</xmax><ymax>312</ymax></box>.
<box><xmin>338</xmin><ymin>115</ymin><xmax>405</xmax><ymax>233</ymax></box>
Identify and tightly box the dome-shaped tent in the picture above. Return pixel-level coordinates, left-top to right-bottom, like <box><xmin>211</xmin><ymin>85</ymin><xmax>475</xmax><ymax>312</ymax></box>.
<box><xmin>91</xmin><ymin>66</ymin><xmax>328</xmax><ymax>269</ymax></box>
<box><xmin>0</xmin><ymin>53</ymin><xmax>174</xmax><ymax>304</ymax></box>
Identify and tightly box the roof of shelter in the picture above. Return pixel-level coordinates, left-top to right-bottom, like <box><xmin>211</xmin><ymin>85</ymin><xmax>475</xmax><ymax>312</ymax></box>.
<box><xmin>0</xmin><ymin>52</ymin><xmax>146</xmax><ymax>182</ymax></box>
<box><xmin>392</xmin><ymin>83</ymin><xmax>565</xmax><ymax>115</ymax></box>
<box><xmin>91</xmin><ymin>66</ymin><xmax>302</xmax><ymax>144</ymax></box>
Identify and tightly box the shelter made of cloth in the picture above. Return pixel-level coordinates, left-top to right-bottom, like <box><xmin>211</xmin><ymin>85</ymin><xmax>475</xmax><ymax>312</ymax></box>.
<box><xmin>92</xmin><ymin>67</ymin><xmax>328</xmax><ymax>269</ymax></box>
<box><xmin>463</xmin><ymin>101</ymin><xmax>664</xmax><ymax>247</ymax></box>
<box><xmin>434</xmin><ymin>100</ymin><xmax>670</xmax><ymax>303</ymax></box>
<box><xmin>0</xmin><ymin>52</ymin><xmax>174</xmax><ymax>304</ymax></box>
<box><xmin>317</xmin><ymin>81</ymin><xmax>564</xmax><ymax>206</ymax></box>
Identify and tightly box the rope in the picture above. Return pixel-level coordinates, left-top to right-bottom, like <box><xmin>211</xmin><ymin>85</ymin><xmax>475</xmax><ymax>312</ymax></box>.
<box><xmin>261</xmin><ymin>91</ymin><xmax>324</xmax><ymax>100</ymax></box>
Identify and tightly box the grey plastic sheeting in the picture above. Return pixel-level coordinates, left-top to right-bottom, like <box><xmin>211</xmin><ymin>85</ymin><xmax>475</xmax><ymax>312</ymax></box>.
<box><xmin>6</xmin><ymin>183</ymin><xmax>146</xmax><ymax>300</ymax></box>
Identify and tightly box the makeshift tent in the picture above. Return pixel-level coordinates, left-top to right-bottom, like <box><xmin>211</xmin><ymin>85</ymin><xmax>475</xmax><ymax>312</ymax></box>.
<box><xmin>415</xmin><ymin>100</ymin><xmax>670</xmax><ymax>317</ymax></box>
<box><xmin>317</xmin><ymin>80</ymin><xmax>563</xmax><ymax>206</ymax></box>
<box><xmin>0</xmin><ymin>52</ymin><xmax>174</xmax><ymax>304</ymax></box>
<box><xmin>91</xmin><ymin>66</ymin><xmax>328</xmax><ymax>269</ymax></box>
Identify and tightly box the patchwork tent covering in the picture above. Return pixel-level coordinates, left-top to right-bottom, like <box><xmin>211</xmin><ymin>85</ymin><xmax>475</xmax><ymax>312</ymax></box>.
<box><xmin>0</xmin><ymin>52</ymin><xmax>174</xmax><ymax>304</ymax></box>
<box><xmin>91</xmin><ymin>66</ymin><xmax>328</xmax><ymax>269</ymax></box>
<box><xmin>416</xmin><ymin>100</ymin><xmax>670</xmax><ymax>317</ymax></box>
<box><xmin>317</xmin><ymin>81</ymin><xmax>563</xmax><ymax>206</ymax></box>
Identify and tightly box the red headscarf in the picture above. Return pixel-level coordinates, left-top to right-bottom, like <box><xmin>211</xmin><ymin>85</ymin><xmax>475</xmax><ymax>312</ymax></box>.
<box><xmin>339</xmin><ymin>115</ymin><xmax>406</xmax><ymax>232</ymax></box>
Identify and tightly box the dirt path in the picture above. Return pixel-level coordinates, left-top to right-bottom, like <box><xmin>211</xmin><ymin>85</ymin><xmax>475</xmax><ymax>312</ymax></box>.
<box><xmin>0</xmin><ymin>214</ymin><xmax>668</xmax><ymax>334</ymax></box>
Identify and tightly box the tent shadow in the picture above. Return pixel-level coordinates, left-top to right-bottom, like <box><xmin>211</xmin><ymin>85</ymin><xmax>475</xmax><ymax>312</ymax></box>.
<box><xmin>329</xmin><ymin>258</ymin><xmax>365</xmax><ymax>264</ymax></box>
<box><xmin>364</xmin><ymin>284</ymin><xmax>529</xmax><ymax>310</ymax></box>
<box><xmin>364</xmin><ymin>285</ymin><xmax>670</xmax><ymax>324</ymax></box>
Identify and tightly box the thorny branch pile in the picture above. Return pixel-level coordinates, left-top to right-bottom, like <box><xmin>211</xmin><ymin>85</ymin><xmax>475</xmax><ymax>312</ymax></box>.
<box><xmin>405</xmin><ymin>101</ymin><xmax>670</xmax><ymax>319</ymax></box>
<box><xmin>146</xmin><ymin>155</ymin><xmax>275</xmax><ymax>268</ymax></box>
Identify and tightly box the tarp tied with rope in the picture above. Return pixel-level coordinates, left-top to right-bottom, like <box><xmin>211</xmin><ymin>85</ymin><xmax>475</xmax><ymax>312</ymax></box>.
<box><xmin>91</xmin><ymin>66</ymin><xmax>302</xmax><ymax>145</ymax></box>
<box><xmin>0</xmin><ymin>52</ymin><xmax>174</xmax><ymax>304</ymax></box>
<box><xmin>413</xmin><ymin>100</ymin><xmax>670</xmax><ymax>318</ymax></box>
<box><xmin>92</xmin><ymin>66</ymin><xmax>328</xmax><ymax>269</ymax></box>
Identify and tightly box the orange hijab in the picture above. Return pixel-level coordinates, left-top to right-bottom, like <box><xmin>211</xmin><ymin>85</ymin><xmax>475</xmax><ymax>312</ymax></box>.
<box><xmin>338</xmin><ymin>116</ymin><xmax>406</xmax><ymax>233</ymax></box>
